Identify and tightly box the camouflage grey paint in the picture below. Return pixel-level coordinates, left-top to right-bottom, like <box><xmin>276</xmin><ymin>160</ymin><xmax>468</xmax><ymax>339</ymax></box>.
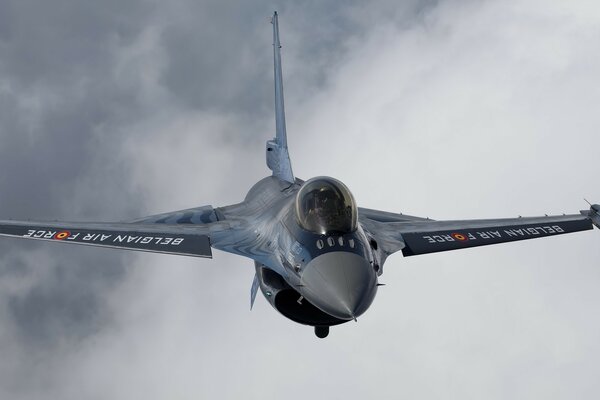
<box><xmin>0</xmin><ymin>12</ymin><xmax>599</xmax><ymax>338</ymax></box>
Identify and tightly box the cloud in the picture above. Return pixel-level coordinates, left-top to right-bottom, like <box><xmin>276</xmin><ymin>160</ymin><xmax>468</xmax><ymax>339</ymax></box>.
<box><xmin>0</xmin><ymin>0</ymin><xmax>599</xmax><ymax>399</ymax></box>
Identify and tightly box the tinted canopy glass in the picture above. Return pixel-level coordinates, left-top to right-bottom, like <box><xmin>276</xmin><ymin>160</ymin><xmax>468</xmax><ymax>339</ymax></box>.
<box><xmin>295</xmin><ymin>177</ymin><xmax>357</xmax><ymax>234</ymax></box>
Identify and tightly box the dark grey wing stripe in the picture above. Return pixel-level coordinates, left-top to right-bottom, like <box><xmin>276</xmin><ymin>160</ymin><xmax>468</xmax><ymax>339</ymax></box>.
<box><xmin>0</xmin><ymin>223</ymin><xmax>212</xmax><ymax>257</ymax></box>
<box><xmin>401</xmin><ymin>218</ymin><xmax>592</xmax><ymax>256</ymax></box>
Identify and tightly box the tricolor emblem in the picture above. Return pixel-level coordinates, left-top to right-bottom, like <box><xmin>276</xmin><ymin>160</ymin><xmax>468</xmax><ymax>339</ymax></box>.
<box><xmin>451</xmin><ymin>233</ymin><xmax>468</xmax><ymax>241</ymax></box>
<box><xmin>54</xmin><ymin>231</ymin><xmax>70</xmax><ymax>240</ymax></box>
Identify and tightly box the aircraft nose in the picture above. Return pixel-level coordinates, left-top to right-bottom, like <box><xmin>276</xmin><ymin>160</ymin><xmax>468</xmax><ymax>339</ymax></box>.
<box><xmin>300</xmin><ymin>252</ymin><xmax>377</xmax><ymax>320</ymax></box>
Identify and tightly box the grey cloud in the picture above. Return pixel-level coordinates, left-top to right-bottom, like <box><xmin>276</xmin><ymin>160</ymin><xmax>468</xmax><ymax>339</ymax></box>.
<box><xmin>156</xmin><ymin>1</ymin><xmax>371</xmax><ymax>115</ymax></box>
<box><xmin>1</xmin><ymin>1</ymin><xmax>600</xmax><ymax>399</ymax></box>
<box><xmin>0</xmin><ymin>1</ymin><xmax>151</xmax><ymax>393</ymax></box>
<box><xmin>0</xmin><ymin>0</ymin><xmax>149</xmax><ymax>88</ymax></box>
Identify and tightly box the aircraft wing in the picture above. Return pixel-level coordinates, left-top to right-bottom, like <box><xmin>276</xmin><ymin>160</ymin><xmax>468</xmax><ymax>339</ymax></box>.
<box><xmin>0</xmin><ymin>218</ymin><xmax>230</xmax><ymax>258</ymax></box>
<box><xmin>361</xmin><ymin>207</ymin><xmax>600</xmax><ymax>258</ymax></box>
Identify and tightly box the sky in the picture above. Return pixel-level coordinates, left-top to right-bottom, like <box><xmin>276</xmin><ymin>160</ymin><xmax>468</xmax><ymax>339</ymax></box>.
<box><xmin>1</xmin><ymin>0</ymin><xmax>600</xmax><ymax>398</ymax></box>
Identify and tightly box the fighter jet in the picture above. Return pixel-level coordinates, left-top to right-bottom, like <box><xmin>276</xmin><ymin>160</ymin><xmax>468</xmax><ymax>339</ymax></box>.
<box><xmin>1</xmin><ymin>12</ymin><xmax>599</xmax><ymax>338</ymax></box>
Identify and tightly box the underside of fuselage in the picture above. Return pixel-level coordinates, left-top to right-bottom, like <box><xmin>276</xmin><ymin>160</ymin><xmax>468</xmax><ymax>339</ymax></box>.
<box><xmin>256</xmin><ymin>265</ymin><xmax>348</xmax><ymax>327</ymax></box>
<box><xmin>254</xmin><ymin>264</ymin><xmax>377</xmax><ymax>338</ymax></box>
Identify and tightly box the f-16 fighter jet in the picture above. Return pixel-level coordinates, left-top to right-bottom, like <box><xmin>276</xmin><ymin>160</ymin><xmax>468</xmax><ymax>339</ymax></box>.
<box><xmin>1</xmin><ymin>12</ymin><xmax>599</xmax><ymax>338</ymax></box>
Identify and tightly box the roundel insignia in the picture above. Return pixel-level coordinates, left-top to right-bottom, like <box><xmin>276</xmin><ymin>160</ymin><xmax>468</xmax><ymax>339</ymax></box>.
<box><xmin>54</xmin><ymin>231</ymin><xmax>70</xmax><ymax>240</ymax></box>
<box><xmin>451</xmin><ymin>233</ymin><xmax>468</xmax><ymax>241</ymax></box>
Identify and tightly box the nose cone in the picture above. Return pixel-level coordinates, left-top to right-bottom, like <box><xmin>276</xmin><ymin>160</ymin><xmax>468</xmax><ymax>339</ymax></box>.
<box><xmin>300</xmin><ymin>252</ymin><xmax>377</xmax><ymax>320</ymax></box>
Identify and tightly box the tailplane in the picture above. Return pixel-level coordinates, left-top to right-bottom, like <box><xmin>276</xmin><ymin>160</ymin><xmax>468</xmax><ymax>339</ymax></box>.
<box><xmin>266</xmin><ymin>11</ymin><xmax>295</xmax><ymax>184</ymax></box>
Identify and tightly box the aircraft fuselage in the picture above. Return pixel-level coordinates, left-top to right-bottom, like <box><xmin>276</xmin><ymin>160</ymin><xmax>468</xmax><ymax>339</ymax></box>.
<box><xmin>214</xmin><ymin>176</ymin><xmax>379</xmax><ymax>328</ymax></box>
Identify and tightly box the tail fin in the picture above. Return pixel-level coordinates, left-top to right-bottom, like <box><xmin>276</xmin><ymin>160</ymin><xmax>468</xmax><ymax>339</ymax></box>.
<box><xmin>266</xmin><ymin>11</ymin><xmax>295</xmax><ymax>184</ymax></box>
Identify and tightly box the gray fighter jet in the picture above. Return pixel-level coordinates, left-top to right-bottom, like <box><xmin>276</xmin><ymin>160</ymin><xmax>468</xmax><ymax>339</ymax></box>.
<box><xmin>1</xmin><ymin>12</ymin><xmax>599</xmax><ymax>338</ymax></box>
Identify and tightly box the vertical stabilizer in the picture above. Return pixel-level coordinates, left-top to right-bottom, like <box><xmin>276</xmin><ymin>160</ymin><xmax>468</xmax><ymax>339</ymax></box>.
<box><xmin>266</xmin><ymin>11</ymin><xmax>295</xmax><ymax>184</ymax></box>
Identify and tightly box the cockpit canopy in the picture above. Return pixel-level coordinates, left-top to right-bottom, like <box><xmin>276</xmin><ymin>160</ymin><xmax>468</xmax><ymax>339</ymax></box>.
<box><xmin>295</xmin><ymin>177</ymin><xmax>358</xmax><ymax>235</ymax></box>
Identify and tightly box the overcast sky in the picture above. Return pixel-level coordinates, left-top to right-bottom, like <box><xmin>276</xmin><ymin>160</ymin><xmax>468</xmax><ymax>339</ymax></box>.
<box><xmin>1</xmin><ymin>0</ymin><xmax>600</xmax><ymax>399</ymax></box>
